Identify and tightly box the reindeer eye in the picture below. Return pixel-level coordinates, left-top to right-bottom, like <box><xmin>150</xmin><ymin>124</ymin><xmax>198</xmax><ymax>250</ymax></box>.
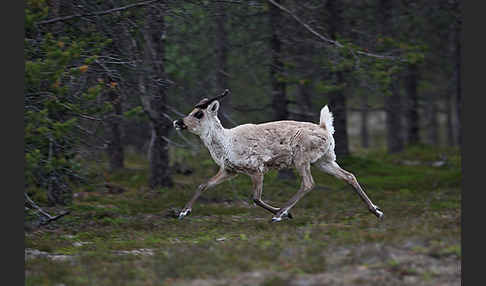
<box><xmin>194</xmin><ymin>110</ymin><xmax>204</xmax><ymax>119</ymax></box>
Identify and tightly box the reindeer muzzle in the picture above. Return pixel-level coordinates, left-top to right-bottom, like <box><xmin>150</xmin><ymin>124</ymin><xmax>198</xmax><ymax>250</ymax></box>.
<box><xmin>173</xmin><ymin>119</ymin><xmax>187</xmax><ymax>130</ymax></box>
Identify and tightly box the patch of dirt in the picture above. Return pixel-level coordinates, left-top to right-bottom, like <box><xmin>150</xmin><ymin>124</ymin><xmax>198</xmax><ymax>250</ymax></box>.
<box><xmin>25</xmin><ymin>247</ymin><xmax>156</xmax><ymax>261</ymax></box>
<box><xmin>114</xmin><ymin>248</ymin><xmax>155</xmax><ymax>256</ymax></box>
<box><xmin>169</xmin><ymin>241</ymin><xmax>461</xmax><ymax>286</ymax></box>
<box><xmin>25</xmin><ymin>248</ymin><xmax>74</xmax><ymax>262</ymax></box>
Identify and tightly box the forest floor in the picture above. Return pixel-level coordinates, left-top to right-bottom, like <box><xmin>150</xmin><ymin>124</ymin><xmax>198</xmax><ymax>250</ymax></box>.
<box><xmin>25</xmin><ymin>146</ymin><xmax>462</xmax><ymax>286</ymax></box>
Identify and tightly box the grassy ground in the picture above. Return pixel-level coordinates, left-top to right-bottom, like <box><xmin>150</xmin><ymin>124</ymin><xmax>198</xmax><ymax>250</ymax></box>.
<box><xmin>25</xmin><ymin>145</ymin><xmax>461</xmax><ymax>286</ymax></box>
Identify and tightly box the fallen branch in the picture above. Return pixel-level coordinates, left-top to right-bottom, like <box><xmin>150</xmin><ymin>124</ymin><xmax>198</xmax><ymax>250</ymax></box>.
<box><xmin>24</xmin><ymin>193</ymin><xmax>70</xmax><ymax>225</ymax></box>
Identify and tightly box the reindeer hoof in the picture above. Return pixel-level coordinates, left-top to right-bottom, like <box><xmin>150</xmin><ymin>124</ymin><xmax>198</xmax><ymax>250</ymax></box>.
<box><xmin>282</xmin><ymin>212</ymin><xmax>293</xmax><ymax>219</ymax></box>
<box><xmin>178</xmin><ymin>209</ymin><xmax>192</xmax><ymax>220</ymax></box>
<box><xmin>371</xmin><ymin>206</ymin><xmax>384</xmax><ymax>220</ymax></box>
<box><xmin>271</xmin><ymin>210</ymin><xmax>293</xmax><ymax>223</ymax></box>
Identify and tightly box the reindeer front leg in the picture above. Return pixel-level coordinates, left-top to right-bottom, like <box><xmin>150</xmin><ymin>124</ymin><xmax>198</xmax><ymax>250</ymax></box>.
<box><xmin>272</xmin><ymin>163</ymin><xmax>314</xmax><ymax>222</ymax></box>
<box><xmin>250</xmin><ymin>173</ymin><xmax>279</xmax><ymax>214</ymax></box>
<box><xmin>250</xmin><ymin>173</ymin><xmax>293</xmax><ymax>219</ymax></box>
<box><xmin>179</xmin><ymin>168</ymin><xmax>237</xmax><ymax>219</ymax></box>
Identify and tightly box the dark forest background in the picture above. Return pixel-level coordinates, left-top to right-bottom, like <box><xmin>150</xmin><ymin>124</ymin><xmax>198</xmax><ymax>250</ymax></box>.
<box><xmin>25</xmin><ymin>0</ymin><xmax>462</xmax><ymax>210</ymax></box>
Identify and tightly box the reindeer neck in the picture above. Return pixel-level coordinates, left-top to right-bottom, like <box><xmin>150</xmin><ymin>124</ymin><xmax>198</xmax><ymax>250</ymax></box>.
<box><xmin>200</xmin><ymin>119</ymin><xmax>229</xmax><ymax>165</ymax></box>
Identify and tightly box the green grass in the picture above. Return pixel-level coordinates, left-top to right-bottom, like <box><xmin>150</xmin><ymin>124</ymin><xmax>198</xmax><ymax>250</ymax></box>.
<box><xmin>25</xmin><ymin>146</ymin><xmax>462</xmax><ymax>286</ymax></box>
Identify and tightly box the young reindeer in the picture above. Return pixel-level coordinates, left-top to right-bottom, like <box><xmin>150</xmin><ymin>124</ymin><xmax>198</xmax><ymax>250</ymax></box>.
<box><xmin>173</xmin><ymin>89</ymin><xmax>384</xmax><ymax>222</ymax></box>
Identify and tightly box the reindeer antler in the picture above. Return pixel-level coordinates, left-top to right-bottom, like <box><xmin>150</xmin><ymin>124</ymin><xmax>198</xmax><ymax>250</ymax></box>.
<box><xmin>194</xmin><ymin>89</ymin><xmax>230</xmax><ymax>109</ymax></box>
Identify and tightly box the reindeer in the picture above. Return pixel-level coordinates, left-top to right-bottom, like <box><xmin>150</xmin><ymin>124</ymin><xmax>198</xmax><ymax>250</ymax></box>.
<box><xmin>173</xmin><ymin>90</ymin><xmax>384</xmax><ymax>222</ymax></box>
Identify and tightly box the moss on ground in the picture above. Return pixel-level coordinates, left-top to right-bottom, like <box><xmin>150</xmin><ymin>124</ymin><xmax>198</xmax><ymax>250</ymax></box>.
<box><xmin>25</xmin><ymin>146</ymin><xmax>462</xmax><ymax>286</ymax></box>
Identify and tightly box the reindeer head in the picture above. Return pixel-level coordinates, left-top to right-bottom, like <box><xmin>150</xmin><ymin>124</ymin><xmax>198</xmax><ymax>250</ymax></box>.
<box><xmin>173</xmin><ymin>89</ymin><xmax>230</xmax><ymax>136</ymax></box>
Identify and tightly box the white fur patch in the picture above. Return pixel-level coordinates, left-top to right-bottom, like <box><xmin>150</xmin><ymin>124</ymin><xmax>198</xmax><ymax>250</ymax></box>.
<box><xmin>320</xmin><ymin>105</ymin><xmax>335</xmax><ymax>135</ymax></box>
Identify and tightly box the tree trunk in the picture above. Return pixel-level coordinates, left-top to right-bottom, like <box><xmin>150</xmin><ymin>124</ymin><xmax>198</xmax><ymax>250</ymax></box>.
<box><xmin>269</xmin><ymin>0</ymin><xmax>288</xmax><ymax>121</ymax></box>
<box><xmin>294</xmin><ymin>33</ymin><xmax>314</xmax><ymax>123</ymax></box>
<box><xmin>140</xmin><ymin>4</ymin><xmax>173</xmax><ymax>189</ymax></box>
<box><xmin>385</xmin><ymin>81</ymin><xmax>405</xmax><ymax>153</ymax></box>
<box><xmin>106</xmin><ymin>89</ymin><xmax>124</xmax><ymax>171</ymax></box>
<box><xmin>360</xmin><ymin>92</ymin><xmax>370</xmax><ymax>148</ymax></box>
<box><xmin>296</xmin><ymin>80</ymin><xmax>314</xmax><ymax>122</ymax></box>
<box><xmin>215</xmin><ymin>2</ymin><xmax>233</xmax><ymax>128</ymax></box>
<box><xmin>426</xmin><ymin>93</ymin><xmax>439</xmax><ymax>146</ymax></box>
<box><xmin>328</xmin><ymin>75</ymin><xmax>349</xmax><ymax>157</ymax></box>
<box><xmin>379</xmin><ymin>0</ymin><xmax>404</xmax><ymax>153</ymax></box>
<box><xmin>445</xmin><ymin>90</ymin><xmax>455</xmax><ymax>147</ymax></box>
<box><xmin>147</xmin><ymin>123</ymin><xmax>172</xmax><ymax>188</ymax></box>
<box><xmin>455</xmin><ymin>45</ymin><xmax>461</xmax><ymax>147</ymax></box>
<box><xmin>47</xmin><ymin>0</ymin><xmax>62</xmax><ymax>33</ymax></box>
<box><xmin>454</xmin><ymin>1</ymin><xmax>462</xmax><ymax>147</ymax></box>
<box><xmin>406</xmin><ymin>63</ymin><xmax>420</xmax><ymax>146</ymax></box>
<box><xmin>270</xmin><ymin>0</ymin><xmax>294</xmax><ymax>180</ymax></box>
<box><xmin>45</xmin><ymin>0</ymin><xmax>71</xmax><ymax>206</ymax></box>
<box><xmin>47</xmin><ymin>183</ymin><xmax>68</xmax><ymax>206</ymax></box>
<box><xmin>326</xmin><ymin>0</ymin><xmax>349</xmax><ymax>157</ymax></box>
<box><xmin>446</xmin><ymin>18</ymin><xmax>456</xmax><ymax>147</ymax></box>
<box><xmin>46</xmin><ymin>141</ymin><xmax>71</xmax><ymax>206</ymax></box>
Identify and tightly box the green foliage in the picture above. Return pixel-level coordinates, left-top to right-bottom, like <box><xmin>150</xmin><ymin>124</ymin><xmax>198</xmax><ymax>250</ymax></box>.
<box><xmin>25</xmin><ymin>1</ymin><xmax>109</xmax><ymax>205</ymax></box>
<box><xmin>123</xmin><ymin>106</ymin><xmax>146</xmax><ymax>121</ymax></box>
<box><xmin>24</xmin><ymin>0</ymin><xmax>461</xmax><ymax>282</ymax></box>
<box><xmin>315</xmin><ymin>80</ymin><xmax>346</xmax><ymax>94</ymax></box>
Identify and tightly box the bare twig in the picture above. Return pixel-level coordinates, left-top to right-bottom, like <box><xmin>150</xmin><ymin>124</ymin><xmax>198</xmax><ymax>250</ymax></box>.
<box><xmin>266</xmin><ymin>0</ymin><xmax>401</xmax><ymax>61</ymax></box>
<box><xmin>348</xmin><ymin>106</ymin><xmax>385</xmax><ymax>112</ymax></box>
<box><xmin>36</xmin><ymin>0</ymin><xmax>160</xmax><ymax>25</ymax></box>
<box><xmin>233</xmin><ymin>104</ymin><xmax>270</xmax><ymax>112</ymax></box>
<box><xmin>161</xmin><ymin>135</ymin><xmax>192</xmax><ymax>149</ymax></box>
<box><xmin>267</xmin><ymin>0</ymin><xmax>341</xmax><ymax>47</ymax></box>
<box><xmin>165</xmin><ymin>104</ymin><xmax>187</xmax><ymax>118</ymax></box>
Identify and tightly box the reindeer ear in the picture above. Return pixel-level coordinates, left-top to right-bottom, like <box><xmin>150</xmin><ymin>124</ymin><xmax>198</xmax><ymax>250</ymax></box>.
<box><xmin>208</xmin><ymin>100</ymin><xmax>219</xmax><ymax>114</ymax></box>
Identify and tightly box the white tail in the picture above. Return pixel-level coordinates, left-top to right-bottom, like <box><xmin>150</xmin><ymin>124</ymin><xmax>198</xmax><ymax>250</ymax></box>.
<box><xmin>319</xmin><ymin>105</ymin><xmax>334</xmax><ymax>135</ymax></box>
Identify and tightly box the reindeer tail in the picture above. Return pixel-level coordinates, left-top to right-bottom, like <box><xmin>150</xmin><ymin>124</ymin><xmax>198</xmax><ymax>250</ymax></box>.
<box><xmin>319</xmin><ymin>105</ymin><xmax>335</xmax><ymax>135</ymax></box>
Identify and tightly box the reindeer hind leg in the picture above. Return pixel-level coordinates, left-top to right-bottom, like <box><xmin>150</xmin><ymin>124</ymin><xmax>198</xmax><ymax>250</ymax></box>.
<box><xmin>317</xmin><ymin>160</ymin><xmax>383</xmax><ymax>219</ymax></box>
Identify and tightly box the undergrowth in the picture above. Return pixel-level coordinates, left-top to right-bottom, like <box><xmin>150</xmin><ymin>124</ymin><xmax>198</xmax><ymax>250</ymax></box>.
<box><xmin>25</xmin><ymin>145</ymin><xmax>461</xmax><ymax>286</ymax></box>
